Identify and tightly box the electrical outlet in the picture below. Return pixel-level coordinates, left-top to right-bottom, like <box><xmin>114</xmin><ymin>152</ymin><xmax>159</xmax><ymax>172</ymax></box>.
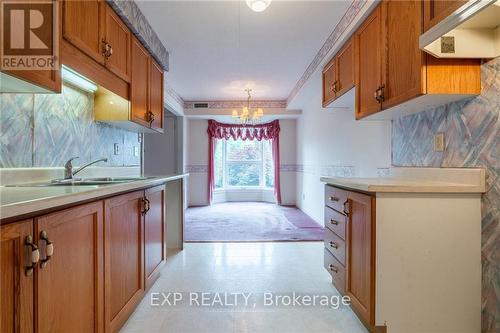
<box><xmin>113</xmin><ymin>143</ymin><xmax>120</xmax><ymax>155</ymax></box>
<box><xmin>434</xmin><ymin>133</ymin><xmax>445</xmax><ymax>152</ymax></box>
<box><xmin>133</xmin><ymin>146</ymin><xmax>139</xmax><ymax>157</ymax></box>
<box><xmin>137</xmin><ymin>133</ymin><xmax>142</xmax><ymax>143</ymax></box>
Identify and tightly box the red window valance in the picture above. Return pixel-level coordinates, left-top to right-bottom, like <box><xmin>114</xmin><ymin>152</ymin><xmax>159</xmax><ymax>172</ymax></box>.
<box><xmin>206</xmin><ymin>119</ymin><xmax>281</xmax><ymax>205</ymax></box>
<box><xmin>207</xmin><ymin>119</ymin><xmax>280</xmax><ymax>141</ymax></box>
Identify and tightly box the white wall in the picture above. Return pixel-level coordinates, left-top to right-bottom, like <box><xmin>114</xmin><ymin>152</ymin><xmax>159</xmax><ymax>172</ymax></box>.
<box><xmin>295</xmin><ymin>74</ymin><xmax>391</xmax><ymax>224</ymax></box>
<box><xmin>185</xmin><ymin>118</ymin><xmax>297</xmax><ymax>207</ymax></box>
<box><xmin>144</xmin><ymin>116</ymin><xmax>179</xmax><ymax>176</ymax></box>
<box><xmin>186</xmin><ymin>119</ymin><xmax>209</xmax><ymax>206</ymax></box>
<box><xmin>277</xmin><ymin>119</ymin><xmax>297</xmax><ymax>206</ymax></box>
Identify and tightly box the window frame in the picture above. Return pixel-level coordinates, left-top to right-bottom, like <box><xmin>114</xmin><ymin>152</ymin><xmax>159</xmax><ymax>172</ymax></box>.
<box><xmin>215</xmin><ymin>139</ymin><xmax>273</xmax><ymax>189</ymax></box>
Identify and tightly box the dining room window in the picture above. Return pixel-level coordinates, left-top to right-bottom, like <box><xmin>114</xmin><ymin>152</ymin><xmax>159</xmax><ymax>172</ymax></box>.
<box><xmin>214</xmin><ymin>138</ymin><xmax>274</xmax><ymax>189</ymax></box>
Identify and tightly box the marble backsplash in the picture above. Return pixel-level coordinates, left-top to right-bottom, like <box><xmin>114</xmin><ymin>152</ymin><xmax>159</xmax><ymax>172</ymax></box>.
<box><xmin>392</xmin><ymin>57</ymin><xmax>499</xmax><ymax>332</ymax></box>
<box><xmin>0</xmin><ymin>84</ymin><xmax>141</xmax><ymax>168</ymax></box>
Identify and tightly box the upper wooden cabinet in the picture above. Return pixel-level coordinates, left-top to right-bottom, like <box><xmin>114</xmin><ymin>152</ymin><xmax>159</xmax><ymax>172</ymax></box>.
<box><xmin>131</xmin><ymin>37</ymin><xmax>151</xmax><ymax>128</ymax></box>
<box><xmin>423</xmin><ymin>0</ymin><xmax>467</xmax><ymax>32</ymax></box>
<box><xmin>63</xmin><ymin>1</ymin><xmax>130</xmax><ymax>82</ymax></box>
<box><xmin>322</xmin><ymin>59</ymin><xmax>337</xmax><ymax>106</ymax></box>
<box><xmin>1</xmin><ymin>220</ymin><xmax>34</xmax><ymax>333</ymax></box>
<box><xmin>103</xmin><ymin>4</ymin><xmax>131</xmax><ymax>82</ymax></box>
<box><xmin>62</xmin><ymin>0</ymin><xmax>105</xmax><ymax>64</ymax></box>
<box><xmin>354</xmin><ymin>1</ymin><xmax>480</xmax><ymax>119</ymax></box>
<box><xmin>149</xmin><ymin>59</ymin><xmax>165</xmax><ymax>132</ymax></box>
<box><xmin>383</xmin><ymin>0</ymin><xmax>424</xmax><ymax>109</ymax></box>
<box><xmin>335</xmin><ymin>40</ymin><xmax>355</xmax><ymax>99</ymax></box>
<box><xmin>131</xmin><ymin>37</ymin><xmax>165</xmax><ymax>133</ymax></box>
<box><xmin>354</xmin><ymin>5</ymin><xmax>384</xmax><ymax>118</ymax></box>
<box><xmin>322</xmin><ymin>38</ymin><xmax>355</xmax><ymax>107</ymax></box>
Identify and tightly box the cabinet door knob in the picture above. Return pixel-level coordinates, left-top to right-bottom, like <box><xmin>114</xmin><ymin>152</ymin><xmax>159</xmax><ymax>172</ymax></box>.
<box><xmin>329</xmin><ymin>241</ymin><xmax>338</xmax><ymax>249</ymax></box>
<box><xmin>328</xmin><ymin>264</ymin><xmax>338</xmax><ymax>273</ymax></box>
<box><xmin>39</xmin><ymin>230</ymin><xmax>53</xmax><ymax>268</ymax></box>
<box><xmin>329</xmin><ymin>219</ymin><xmax>339</xmax><ymax>225</ymax></box>
<box><xmin>147</xmin><ymin>111</ymin><xmax>155</xmax><ymax>126</ymax></box>
<box><xmin>25</xmin><ymin>235</ymin><xmax>39</xmax><ymax>276</ymax></box>
<box><xmin>101</xmin><ymin>39</ymin><xmax>108</xmax><ymax>57</ymax></box>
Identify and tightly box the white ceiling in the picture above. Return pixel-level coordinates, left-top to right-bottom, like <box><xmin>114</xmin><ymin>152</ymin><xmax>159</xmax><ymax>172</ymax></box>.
<box><xmin>135</xmin><ymin>0</ymin><xmax>352</xmax><ymax>101</ymax></box>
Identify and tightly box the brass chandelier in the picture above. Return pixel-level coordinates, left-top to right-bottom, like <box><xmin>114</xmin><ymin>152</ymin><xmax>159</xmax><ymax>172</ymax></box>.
<box><xmin>232</xmin><ymin>89</ymin><xmax>264</xmax><ymax>125</ymax></box>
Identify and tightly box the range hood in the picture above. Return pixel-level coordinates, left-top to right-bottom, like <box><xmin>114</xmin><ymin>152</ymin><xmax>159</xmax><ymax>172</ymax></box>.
<box><xmin>420</xmin><ymin>0</ymin><xmax>500</xmax><ymax>58</ymax></box>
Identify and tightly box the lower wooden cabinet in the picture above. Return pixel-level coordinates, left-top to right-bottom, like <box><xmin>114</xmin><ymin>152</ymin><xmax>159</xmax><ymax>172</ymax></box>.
<box><xmin>323</xmin><ymin>183</ymin><xmax>481</xmax><ymax>332</ymax></box>
<box><xmin>36</xmin><ymin>202</ymin><xmax>104</xmax><ymax>333</ymax></box>
<box><xmin>344</xmin><ymin>190</ymin><xmax>375</xmax><ymax>327</ymax></box>
<box><xmin>323</xmin><ymin>185</ymin><xmax>375</xmax><ymax>329</ymax></box>
<box><xmin>104</xmin><ymin>190</ymin><xmax>145</xmax><ymax>333</ymax></box>
<box><xmin>0</xmin><ymin>220</ymin><xmax>34</xmax><ymax>333</ymax></box>
<box><xmin>145</xmin><ymin>185</ymin><xmax>166</xmax><ymax>290</ymax></box>
<box><xmin>0</xmin><ymin>185</ymin><xmax>166</xmax><ymax>333</ymax></box>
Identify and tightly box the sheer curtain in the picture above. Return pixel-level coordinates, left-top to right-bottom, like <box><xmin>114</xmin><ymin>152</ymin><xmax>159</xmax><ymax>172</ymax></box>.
<box><xmin>207</xmin><ymin>120</ymin><xmax>281</xmax><ymax>205</ymax></box>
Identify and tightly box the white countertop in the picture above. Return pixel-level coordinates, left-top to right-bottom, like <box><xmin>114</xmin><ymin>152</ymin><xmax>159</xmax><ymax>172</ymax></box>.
<box><xmin>320</xmin><ymin>167</ymin><xmax>486</xmax><ymax>193</ymax></box>
<box><xmin>0</xmin><ymin>174</ymin><xmax>188</xmax><ymax>221</ymax></box>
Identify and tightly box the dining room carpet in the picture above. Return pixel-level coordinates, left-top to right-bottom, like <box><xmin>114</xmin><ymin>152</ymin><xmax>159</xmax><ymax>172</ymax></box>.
<box><xmin>185</xmin><ymin>202</ymin><xmax>324</xmax><ymax>242</ymax></box>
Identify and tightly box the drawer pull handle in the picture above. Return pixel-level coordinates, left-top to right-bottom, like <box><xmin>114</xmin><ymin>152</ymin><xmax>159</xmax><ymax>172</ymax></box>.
<box><xmin>328</xmin><ymin>264</ymin><xmax>338</xmax><ymax>273</ymax></box>
<box><xmin>329</xmin><ymin>219</ymin><xmax>339</xmax><ymax>225</ymax></box>
<box><xmin>329</xmin><ymin>241</ymin><xmax>338</xmax><ymax>249</ymax></box>
<box><xmin>141</xmin><ymin>197</ymin><xmax>150</xmax><ymax>215</ymax></box>
<box><xmin>25</xmin><ymin>235</ymin><xmax>39</xmax><ymax>276</ymax></box>
<box><xmin>343</xmin><ymin>199</ymin><xmax>350</xmax><ymax>215</ymax></box>
<box><xmin>40</xmin><ymin>231</ymin><xmax>53</xmax><ymax>268</ymax></box>
<box><xmin>329</xmin><ymin>196</ymin><xmax>340</xmax><ymax>202</ymax></box>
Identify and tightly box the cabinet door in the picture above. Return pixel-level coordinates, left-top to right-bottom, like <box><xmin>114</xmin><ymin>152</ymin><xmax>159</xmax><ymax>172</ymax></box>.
<box><xmin>382</xmin><ymin>0</ymin><xmax>424</xmax><ymax>109</ymax></box>
<box><xmin>36</xmin><ymin>202</ymin><xmax>104</xmax><ymax>333</ymax></box>
<box><xmin>335</xmin><ymin>39</ymin><xmax>354</xmax><ymax>99</ymax></box>
<box><xmin>3</xmin><ymin>0</ymin><xmax>61</xmax><ymax>92</ymax></box>
<box><xmin>104</xmin><ymin>190</ymin><xmax>144</xmax><ymax>333</ymax></box>
<box><xmin>145</xmin><ymin>185</ymin><xmax>166</xmax><ymax>290</ymax></box>
<box><xmin>1</xmin><ymin>220</ymin><xmax>34</xmax><ymax>333</ymax></box>
<box><xmin>149</xmin><ymin>58</ymin><xmax>164</xmax><ymax>132</ymax></box>
<box><xmin>346</xmin><ymin>191</ymin><xmax>375</xmax><ymax>327</ymax></box>
<box><xmin>130</xmin><ymin>37</ymin><xmax>150</xmax><ymax>127</ymax></box>
<box><xmin>62</xmin><ymin>0</ymin><xmax>104</xmax><ymax>64</ymax></box>
<box><xmin>322</xmin><ymin>58</ymin><xmax>336</xmax><ymax>107</ymax></box>
<box><xmin>104</xmin><ymin>4</ymin><xmax>131</xmax><ymax>82</ymax></box>
<box><xmin>423</xmin><ymin>0</ymin><xmax>466</xmax><ymax>32</ymax></box>
<box><xmin>354</xmin><ymin>4</ymin><xmax>383</xmax><ymax>119</ymax></box>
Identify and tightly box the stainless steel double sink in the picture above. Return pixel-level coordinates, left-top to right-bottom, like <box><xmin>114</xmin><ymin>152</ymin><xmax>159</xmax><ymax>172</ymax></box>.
<box><xmin>6</xmin><ymin>177</ymin><xmax>152</xmax><ymax>187</ymax></box>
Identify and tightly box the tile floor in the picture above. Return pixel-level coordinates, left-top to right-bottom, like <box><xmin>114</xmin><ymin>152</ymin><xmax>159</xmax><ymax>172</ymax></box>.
<box><xmin>120</xmin><ymin>242</ymin><xmax>367</xmax><ymax>333</ymax></box>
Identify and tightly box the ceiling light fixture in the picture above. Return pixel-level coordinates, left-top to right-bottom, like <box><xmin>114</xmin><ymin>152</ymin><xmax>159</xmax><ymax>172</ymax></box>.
<box><xmin>232</xmin><ymin>89</ymin><xmax>264</xmax><ymax>125</ymax></box>
<box><xmin>246</xmin><ymin>0</ymin><xmax>271</xmax><ymax>12</ymax></box>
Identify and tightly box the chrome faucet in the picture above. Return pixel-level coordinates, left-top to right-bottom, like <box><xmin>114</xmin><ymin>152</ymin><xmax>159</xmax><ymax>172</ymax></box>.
<box><xmin>64</xmin><ymin>157</ymin><xmax>108</xmax><ymax>179</ymax></box>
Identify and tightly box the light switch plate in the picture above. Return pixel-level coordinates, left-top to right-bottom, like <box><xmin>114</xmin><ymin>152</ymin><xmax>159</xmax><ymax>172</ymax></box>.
<box><xmin>133</xmin><ymin>146</ymin><xmax>139</xmax><ymax>157</ymax></box>
<box><xmin>434</xmin><ymin>133</ymin><xmax>445</xmax><ymax>152</ymax></box>
<box><xmin>113</xmin><ymin>143</ymin><xmax>120</xmax><ymax>155</ymax></box>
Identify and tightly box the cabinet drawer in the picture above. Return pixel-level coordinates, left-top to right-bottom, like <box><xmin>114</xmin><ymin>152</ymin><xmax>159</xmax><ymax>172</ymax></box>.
<box><xmin>324</xmin><ymin>228</ymin><xmax>346</xmax><ymax>265</ymax></box>
<box><xmin>324</xmin><ymin>206</ymin><xmax>347</xmax><ymax>239</ymax></box>
<box><xmin>325</xmin><ymin>185</ymin><xmax>348</xmax><ymax>213</ymax></box>
<box><xmin>324</xmin><ymin>249</ymin><xmax>345</xmax><ymax>294</ymax></box>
